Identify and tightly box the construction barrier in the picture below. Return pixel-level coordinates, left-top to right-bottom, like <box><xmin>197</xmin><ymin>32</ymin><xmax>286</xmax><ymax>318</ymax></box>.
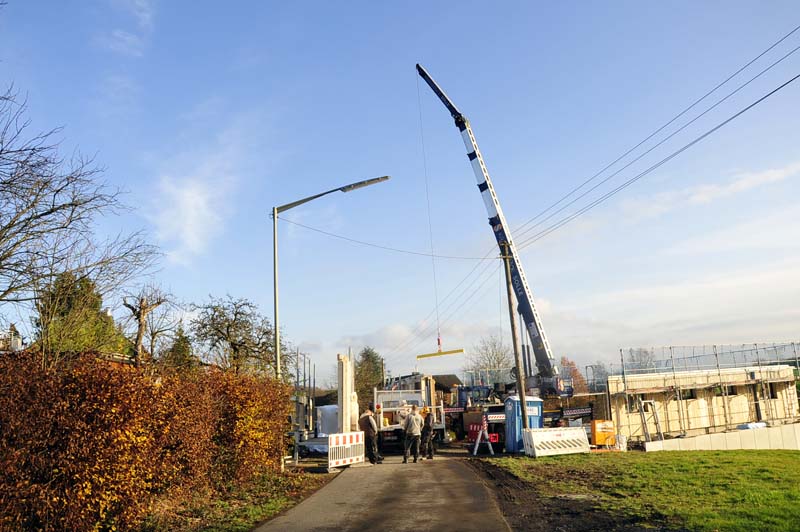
<box><xmin>467</xmin><ymin>423</ymin><xmax>499</xmax><ymax>443</ymax></box>
<box><xmin>522</xmin><ymin>427</ymin><xmax>591</xmax><ymax>458</ymax></box>
<box><xmin>328</xmin><ymin>431</ymin><xmax>365</xmax><ymax>469</ymax></box>
<box><xmin>644</xmin><ymin>423</ymin><xmax>800</xmax><ymax>452</ymax></box>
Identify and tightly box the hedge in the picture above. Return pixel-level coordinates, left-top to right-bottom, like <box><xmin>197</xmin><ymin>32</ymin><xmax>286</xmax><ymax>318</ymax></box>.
<box><xmin>0</xmin><ymin>353</ymin><xmax>291</xmax><ymax>531</ymax></box>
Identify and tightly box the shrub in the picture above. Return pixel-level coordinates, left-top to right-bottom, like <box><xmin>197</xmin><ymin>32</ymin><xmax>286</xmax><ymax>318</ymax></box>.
<box><xmin>0</xmin><ymin>353</ymin><xmax>291</xmax><ymax>531</ymax></box>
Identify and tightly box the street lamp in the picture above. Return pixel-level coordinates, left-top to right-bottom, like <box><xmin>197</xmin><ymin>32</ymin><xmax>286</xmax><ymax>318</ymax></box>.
<box><xmin>272</xmin><ymin>175</ymin><xmax>390</xmax><ymax>380</ymax></box>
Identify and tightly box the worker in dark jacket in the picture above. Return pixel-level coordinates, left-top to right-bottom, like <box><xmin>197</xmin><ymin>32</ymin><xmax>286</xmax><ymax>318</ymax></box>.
<box><xmin>420</xmin><ymin>410</ymin><xmax>435</xmax><ymax>460</ymax></box>
<box><xmin>358</xmin><ymin>408</ymin><xmax>381</xmax><ymax>464</ymax></box>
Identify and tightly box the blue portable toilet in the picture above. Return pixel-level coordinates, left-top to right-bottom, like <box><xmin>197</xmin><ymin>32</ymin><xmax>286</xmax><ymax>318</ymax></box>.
<box><xmin>504</xmin><ymin>395</ymin><xmax>544</xmax><ymax>453</ymax></box>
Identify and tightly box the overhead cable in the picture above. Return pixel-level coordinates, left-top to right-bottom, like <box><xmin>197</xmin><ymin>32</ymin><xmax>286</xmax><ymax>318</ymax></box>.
<box><xmin>513</xmin><ymin>24</ymin><xmax>800</xmax><ymax>242</ymax></box>
<box><xmin>277</xmin><ymin>216</ymin><xmax>494</xmax><ymax>260</ymax></box>
<box><xmin>517</xmin><ymin>70</ymin><xmax>800</xmax><ymax>250</ymax></box>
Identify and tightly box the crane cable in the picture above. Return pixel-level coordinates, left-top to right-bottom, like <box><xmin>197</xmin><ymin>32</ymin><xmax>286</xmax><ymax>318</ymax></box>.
<box><xmin>417</xmin><ymin>74</ymin><xmax>443</xmax><ymax>352</ymax></box>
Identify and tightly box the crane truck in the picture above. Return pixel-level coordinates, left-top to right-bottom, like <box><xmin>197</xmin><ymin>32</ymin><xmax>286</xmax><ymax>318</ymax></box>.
<box><xmin>417</xmin><ymin>64</ymin><xmax>573</xmax><ymax>399</ymax></box>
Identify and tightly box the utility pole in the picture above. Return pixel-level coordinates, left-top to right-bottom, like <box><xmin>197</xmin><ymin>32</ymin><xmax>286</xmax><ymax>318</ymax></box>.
<box><xmin>273</xmin><ymin>207</ymin><xmax>281</xmax><ymax>380</ymax></box>
<box><xmin>294</xmin><ymin>347</ymin><xmax>300</xmax><ymax>464</ymax></box>
<box><xmin>503</xmin><ymin>242</ymin><xmax>529</xmax><ymax>429</ymax></box>
<box><xmin>312</xmin><ymin>363</ymin><xmax>316</xmax><ymax>437</ymax></box>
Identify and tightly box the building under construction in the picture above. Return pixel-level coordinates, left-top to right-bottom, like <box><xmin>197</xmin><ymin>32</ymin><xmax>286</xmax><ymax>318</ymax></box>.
<box><xmin>607</xmin><ymin>343</ymin><xmax>800</xmax><ymax>443</ymax></box>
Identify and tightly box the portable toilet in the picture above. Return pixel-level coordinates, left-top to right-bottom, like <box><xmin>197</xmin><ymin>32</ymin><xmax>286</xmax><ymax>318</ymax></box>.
<box><xmin>504</xmin><ymin>395</ymin><xmax>543</xmax><ymax>453</ymax></box>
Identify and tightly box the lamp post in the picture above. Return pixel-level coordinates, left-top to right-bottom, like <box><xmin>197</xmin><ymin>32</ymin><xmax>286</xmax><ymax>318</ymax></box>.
<box><xmin>272</xmin><ymin>176</ymin><xmax>390</xmax><ymax>380</ymax></box>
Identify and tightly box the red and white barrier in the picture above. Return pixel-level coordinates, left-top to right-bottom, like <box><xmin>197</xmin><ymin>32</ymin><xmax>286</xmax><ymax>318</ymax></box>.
<box><xmin>328</xmin><ymin>431</ymin><xmax>365</xmax><ymax>469</ymax></box>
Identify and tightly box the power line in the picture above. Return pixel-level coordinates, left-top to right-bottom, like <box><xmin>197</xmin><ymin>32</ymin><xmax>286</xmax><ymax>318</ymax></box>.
<box><xmin>518</xmin><ymin>70</ymin><xmax>800</xmax><ymax>250</ymax></box>
<box><xmin>383</xmin><ymin>255</ymin><xmax>498</xmax><ymax>359</ymax></box>
<box><xmin>513</xmin><ymin>24</ymin><xmax>800</xmax><ymax>242</ymax></box>
<box><xmin>385</xmin><ymin>262</ymin><xmax>502</xmax><ymax>364</ymax></box>
<box><xmin>514</xmin><ymin>41</ymin><xmax>800</xmax><ymax>246</ymax></box>
<box><xmin>381</xmin><ymin>247</ymin><xmax>497</xmax><ymax>356</ymax></box>
<box><xmin>277</xmin><ymin>216</ymin><xmax>494</xmax><ymax>260</ymax></box>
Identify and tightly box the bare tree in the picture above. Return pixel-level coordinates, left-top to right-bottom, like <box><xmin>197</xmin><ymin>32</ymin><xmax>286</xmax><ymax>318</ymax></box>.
<box><xmin>0</xmin><ymin>89</ymin><xmax>157</xmax><ymax>319</ymax></box>
<box><xmin>122</xmin><ymin>285</ymin><xmax>170</xmax><ymax>367</ymax></box>
<box><xmin>190</xmin><ymin>295</ymin><xmax>286</xmax><ymax>376</ymax></box>
<box><xmin>466</xmin><ymin>334</ymin><xmax>513</xmax><ymax>385</ymax></box>
<box><xmin>587</xmin><ymin>361</ymin><xmax>610</xmax><ymax>392</ymax></box>
<box><xmin>144</xmin><ymin>300</ymin><xmax>181</xmax><ymax>359</ymax></box>
<box><xmin>626</xmin><ymin>348</ymin><xmax>656</xmax><ymax>372</ymax></box>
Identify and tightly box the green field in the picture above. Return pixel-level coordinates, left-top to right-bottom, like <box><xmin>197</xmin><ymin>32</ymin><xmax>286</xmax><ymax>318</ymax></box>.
<box><xmin>492</xmin><ymin>450</ymin><xmax>800</xmax><ymax>531</ymax></box>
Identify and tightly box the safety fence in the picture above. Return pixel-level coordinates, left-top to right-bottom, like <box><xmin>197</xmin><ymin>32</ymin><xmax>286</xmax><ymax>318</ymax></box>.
<box><xmin>327</xmin><ymin>431</ymin><xmax>365</xmax><ymax>469</ymax></box>
<box><xmin>522</xmin><ymin>427</ymin><xmax>590</xmax><ymax>457</ymax></box>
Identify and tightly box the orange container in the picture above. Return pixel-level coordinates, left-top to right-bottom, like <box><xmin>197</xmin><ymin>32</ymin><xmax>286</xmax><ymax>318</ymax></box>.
<box><xmin>591</xmin><ymin>420</ymin><xmax>616</xmax><ymax>446</ymax></box>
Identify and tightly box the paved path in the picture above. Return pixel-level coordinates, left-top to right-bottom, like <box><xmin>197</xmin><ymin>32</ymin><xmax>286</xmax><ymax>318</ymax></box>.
<box><xmin>254</xmin><ymin>455</ymin><xmax>510</xmax><ymax>532</ymax></box>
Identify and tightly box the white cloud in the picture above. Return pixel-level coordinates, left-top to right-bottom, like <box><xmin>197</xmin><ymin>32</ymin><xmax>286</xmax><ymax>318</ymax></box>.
<box><xmin>112</xmin><ymin>0</ymin><xmax>155</xmax><ymax>31</ymax></box>
<box><xmin>153</xmin><ymin>176</ymin><xmax>227</xmax><ymax>264</ymax></box>
<box><xmin>687</xmin><ymin>162</ymin><xmax>800</xmax><ymax>204</ymax></box>
<box><xmin>665</xmin><ymin>203</ymin><xmax>800</xmax><ymax>255</ymax></box>
<box><xmin>97</xmin><ymin>1</ymin><xmax>156</xmax><ymax>57</ymax></box>
<box><xmin>96</xmin><ymin>29</ymin><xmax>145</xmax><ymax>57</ymax></box>
<box><xmin>147</xmin><ymin>103</ymin><xmax>273</xmax><ymax>264</ymax></box>
<box><xmin>621</xmin><ymin>161</ymin><xmax>800</xmax><ymax>220</ymax></box>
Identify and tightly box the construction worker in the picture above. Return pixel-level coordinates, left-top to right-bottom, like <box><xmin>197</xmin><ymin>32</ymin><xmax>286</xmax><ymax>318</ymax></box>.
<box><xmin>358</xmin><ymin>407</ymin><xmax>381</xmax><ymax>464</ymax></box>
<box><xmin>420</xmin><ymin>410</ymin><xmax>435</xmax><ymax>460</ymax></box>
<box><xmin>402</xmin><ymin>404</ymin><xmax>424</xmax><ymax>463</ymax></box>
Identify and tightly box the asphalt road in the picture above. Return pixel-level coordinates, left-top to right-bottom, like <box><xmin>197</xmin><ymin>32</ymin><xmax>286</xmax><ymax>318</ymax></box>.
<box><xmin>254</xmin><ymin>455</ymin><xmax>510</xmax><ymax>532</ymax></box>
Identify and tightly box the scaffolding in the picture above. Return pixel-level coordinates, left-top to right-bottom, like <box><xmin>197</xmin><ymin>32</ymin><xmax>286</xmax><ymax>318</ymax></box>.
<box><xmin>603</xmin><ymin>342</ymin><xmax>800</xmax><ymax>443</ymax></box>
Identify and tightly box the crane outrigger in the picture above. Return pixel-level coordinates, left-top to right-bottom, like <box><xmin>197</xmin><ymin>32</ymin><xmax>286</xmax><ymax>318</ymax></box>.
<box><xmin>416</xmin><ymin>64</ymin><xmax>573</xmax><ymax>398</ymax></box>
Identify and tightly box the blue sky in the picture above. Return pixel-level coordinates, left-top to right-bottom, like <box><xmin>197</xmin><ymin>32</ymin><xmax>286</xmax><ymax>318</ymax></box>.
<box><xmin>2</xmin><ymin>1</ymin><xmax>799</xmax><ymax>383</ymax></box>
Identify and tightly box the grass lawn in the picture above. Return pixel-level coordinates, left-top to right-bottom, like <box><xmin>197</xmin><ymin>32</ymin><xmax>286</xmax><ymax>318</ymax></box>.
<box><xmin>491</xmin><ymin>450</ymin><xmax>800</xmax><ymax>532</ymax></box>
<box><xmin>139</xmin><ymin>470</ymin><xmax>333</xmax><ymax>532</ymax></box>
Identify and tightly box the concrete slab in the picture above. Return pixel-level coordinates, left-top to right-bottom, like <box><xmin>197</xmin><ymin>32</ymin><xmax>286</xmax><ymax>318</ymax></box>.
<box><xmin>768</xmin><ymin>427</ymin><xmax>784</xmax><ymax>450</ymax></box>
<box><xmin>724</xmin><ymin>432</ymin><xmax>740</xmax><ymax>450</ymax></box>
<box><xmin>708</xmin><ymin>433</ymin><xmax>726</xmax><ymax>451</ymax></box>
<box><xmin>254</xmin><ymin>455</ymin><xmax>510</xmax><ymax>532</ymax></box>
<box><xmin>694</xmin><ymin>435</ymin><xmax>711</xmax><ymax>451</ymax></box>
<box><xmin>644</xmin><ymin>440</ymin><xmax>663</xmax><ymax>452</ymax></box>
<box><xmin>754</xmin><ymin>428</ymin><xmax>770</xmax><ymax>449</ymax></box>
<box><xmin>780</xmin><ymin>424</ymin><xmax>798</xmax><ymax>450</ymax></box>
<box><xmin>739</xmin><ymin>429</ymin><xmax>756</xmax><ymax>449</ymax></box>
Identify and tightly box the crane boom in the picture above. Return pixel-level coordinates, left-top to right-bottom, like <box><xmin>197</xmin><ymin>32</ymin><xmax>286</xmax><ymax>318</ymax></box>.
<box><xmin>416</xmin><ymin>64</ymin><xmax>572</xmax><ymax>397</ymax></box>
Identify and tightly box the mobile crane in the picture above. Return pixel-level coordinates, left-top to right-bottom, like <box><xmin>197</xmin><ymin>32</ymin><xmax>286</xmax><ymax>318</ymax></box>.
<box><xmin>417</xmin><ymin>64</ymin><xmax>573</xmax><ymax>398</ymax></box>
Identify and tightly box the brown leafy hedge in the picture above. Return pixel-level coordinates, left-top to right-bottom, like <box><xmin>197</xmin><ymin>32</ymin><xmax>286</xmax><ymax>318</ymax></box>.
<box><xmin>0</xmin><ymin>353</ymin><xmax>291</xmax><ymax>531</ymax></box>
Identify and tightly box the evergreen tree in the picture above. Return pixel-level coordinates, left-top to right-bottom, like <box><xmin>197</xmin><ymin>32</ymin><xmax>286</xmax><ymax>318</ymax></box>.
<box><xmin>355</xmin><ymin>346</ymin><xmax>384</xmax><ymax>410</ymax></box>
<box><xmin>33</xmin><ymin>272</ymin><xmax>128</xmax><ymax>366</ymax></box>
<box><xmin>159</xmin><ymin>324</ymin><xmax>197</xmax><ymax>371</ymax></box>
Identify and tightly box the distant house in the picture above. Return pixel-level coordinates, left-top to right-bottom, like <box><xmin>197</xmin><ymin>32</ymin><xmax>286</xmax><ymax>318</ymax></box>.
<box><xmin>608</xmin><ymin>365</ymin><xmax>799</xmax><ymax>442</ymax></box>
<box><xmin>0</xmin><ymin>326</ymin><xmax>23</xmax><ymax>353</ymax></box>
